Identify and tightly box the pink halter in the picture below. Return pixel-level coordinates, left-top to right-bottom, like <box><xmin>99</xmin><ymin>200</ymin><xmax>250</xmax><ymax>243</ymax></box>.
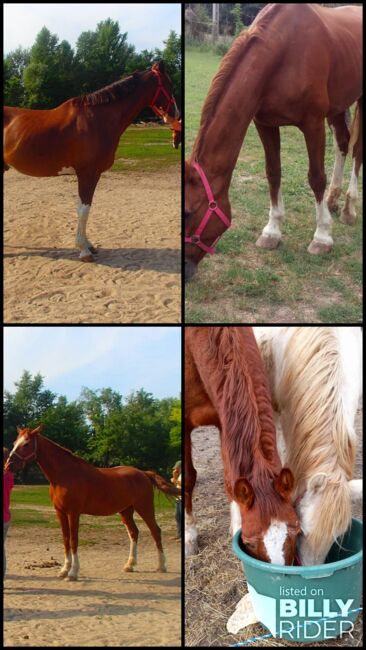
<box><xmin>185</xmin><ymin>161</ymin><xmax>231</xmax><ymax>254</ymax></box>
<box><xmin>150</xmin><ymin>69</ymin><xmax>178</xmax><ymax>119</ymax></box>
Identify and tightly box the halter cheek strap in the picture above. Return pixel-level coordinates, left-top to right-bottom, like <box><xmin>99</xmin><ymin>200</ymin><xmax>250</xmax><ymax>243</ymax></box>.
<box><xmin>185</xmin><ymin>161</ymin><xmax>231</xmax><ymax>254</ymax></box>
<box><xmin>150</xmin><ymin>69</ymin><xmax>178</xmax><ymax>119</ymax></box>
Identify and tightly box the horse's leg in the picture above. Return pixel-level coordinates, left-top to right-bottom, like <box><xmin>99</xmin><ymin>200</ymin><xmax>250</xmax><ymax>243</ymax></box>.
<box><xmin>341</xmin><ymin>98</ymin><xmax>363</xmax><ymax>225</ymax></box>
<box><xmin>55</xmin><ymin>508</ymin><xmax>72</xmax><ymax>579</ymax></box>
<box><xmin>119</xmin><ymin>506</ymin><xmax>139</xmax><ymax>572</ymax></box>
<box><xmin>185</xmin><ymin>423</ymin><xmax>198</xmax><ymax>556</ymax></box>
<box><xmin>326</xmin><ymin>111</ymin><xmax>351</xmax><ymax>212</ymax></box>
<box><xmin>66</xmin><ymin>512</ymin><xmax>80</xmax><ymax>580</ymax></box>
<box><xmin>302</xmin><ymin>120</ymin><xmax>333</xmax><ymax>254</ymax></box>
<box><xmin>254</xmin><ymin>124</ymin><xmax>284</xmax><ymax>250</ymax></box>
<box><xmin>134</xmin><ymin>498</ymin><xmax>167</xmax><ymax>572</ymax></box>
<box><xmin>76</xmin><ymin>171</ymin><xmax>101</xmax><ymax>261</ymax></box>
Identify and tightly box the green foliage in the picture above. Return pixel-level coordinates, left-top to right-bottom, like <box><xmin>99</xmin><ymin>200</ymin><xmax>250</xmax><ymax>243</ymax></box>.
<box><xmin>4</xmin><ymin>371</ymin><xmax>181</xmax><ymax>483</ymax></box>
<box><xmin>4</xmin><ymin>20</ymin><xmax>181</xmax><ymax>114</ymax></box>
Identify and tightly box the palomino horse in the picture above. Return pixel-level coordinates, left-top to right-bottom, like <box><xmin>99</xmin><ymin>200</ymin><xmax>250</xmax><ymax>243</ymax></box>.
<box><xmin>185</xmin><ymin>326</ymin><xmax>301</xmax><ymax>565</ymax></box>
<box><xmin>254</xmin><ymin>326</ymin><xmax>362</xmax><ymax>565</ymax></box>
<box><xmin>185</xmin><ymin>4</ymin><xmax>362</xmax><ymax>281</ymax></box>
<box><xmin>5</xmin><ymin>426</ymin><xmax>180</xmax><ymax>580</ymax></box>
<box><xmin>4</xmin><ymin>60</ymin><xmax>178</xmax><ymax>261</ymax></box>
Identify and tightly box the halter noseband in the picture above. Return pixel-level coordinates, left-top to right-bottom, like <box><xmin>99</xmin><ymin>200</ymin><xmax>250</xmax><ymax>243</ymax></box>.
<box><xmin>150</xmin><ymin>69</ymin><xmax>178</xmax><ymax>120</ymax></box>
<box><xmin>185</xmin><ymin>161</ymin><xmax>231</xmax><ymax>254</ymax></box>
<box><xmin>8</xmin><ymin>435</ymin><xmax>38</xmax><ymax>468</ymax></box>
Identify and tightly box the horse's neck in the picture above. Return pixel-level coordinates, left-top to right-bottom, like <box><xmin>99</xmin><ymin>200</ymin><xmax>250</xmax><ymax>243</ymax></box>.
<box><xmin>36</xmin><ymin>435</ymin><xmax>80</xmax><ymax>485</ymax></box>
<box><xmin>115</xmin><ymin>76</ymin><xmax>157</xmax><ymax>137</ymax></box>
<box><xmin>193</xmin><ymin>39</ymin><xmax>276</xmax><ymax>191</ymax></box>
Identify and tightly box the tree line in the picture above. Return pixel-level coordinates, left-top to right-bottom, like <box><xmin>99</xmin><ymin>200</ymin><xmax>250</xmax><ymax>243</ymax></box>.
<box><xmin>4</xmin><ymin>18</ymin><xmax>181</xmax><ymax>117</ymax></box>
<box><xmin>4</xmin><ymin>371</ymin><xmax>181</xmax><ymax>483</ymax></box>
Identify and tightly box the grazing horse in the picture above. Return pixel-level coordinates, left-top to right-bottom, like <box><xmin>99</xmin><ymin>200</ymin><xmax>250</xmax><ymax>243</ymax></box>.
<box><xmin>254</xmin><ymin>326</ymin><xmax>362</xmax><ymax>565</ymax></box>
<box><xmin>4</xmin><ymin>60</ymin><xmax>178</xmax><ymax>261</ymax></box>
<box><xmin>185</xmin><ymin>4</ymin><xmax>362</xmax><ymax>281</ymax></box>
<box><xmin>185</xmin><ymin>326</ymin><xmax>301</xmax><ymax>565</ymax></box>
<box><xmin>162</xmin><ymin>114</ymin><xmax>182</xmax><ymax>149</ymax></box>
<box><xmin>5</xmin><ymin>425</ymin><xmax>180</xmax><ymax>580</ymax></box>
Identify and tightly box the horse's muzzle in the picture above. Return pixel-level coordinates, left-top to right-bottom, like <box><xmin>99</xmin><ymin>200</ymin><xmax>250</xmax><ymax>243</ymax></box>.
<box><xmin>185</xmin><ymin>258</ymin><xmax>197</xmax><ymax>282</ymax></box>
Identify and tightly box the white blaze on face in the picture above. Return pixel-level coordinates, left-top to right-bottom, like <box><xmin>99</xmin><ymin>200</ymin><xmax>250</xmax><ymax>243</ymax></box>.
<box><xmin>230</xmin><ymin>501</ymin><xmax>242</xmax><ymax>536</ymax></box>
<box><xmin>9</xmin><ymin>434</ymin><xmax>27</xmax><ymax>458</ymax></box>
<box><xmin>263</xmin><ymin>520</ymin><xmax>288</xmax><ymax>565</ymax></box>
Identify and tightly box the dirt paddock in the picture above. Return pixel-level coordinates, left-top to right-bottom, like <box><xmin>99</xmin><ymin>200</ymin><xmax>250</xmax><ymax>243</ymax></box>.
<box><xmin>4</xmin><ymin>512</ymin><xmax>181</xmax><ymax>647</ymax></box>
<box><xmin>4</xmin><ymin>166</ymin><xmax>181</xmax><ymax>323</ymax></box>
<box><xmin>185</xmin><ymin>403</ymin><xmax>363</xmax><ymax>647</ymax></box>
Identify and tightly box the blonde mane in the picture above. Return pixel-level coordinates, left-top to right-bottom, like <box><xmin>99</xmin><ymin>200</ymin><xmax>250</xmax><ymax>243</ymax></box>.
<box><xmin>269</xmin><ymin>327</ymin><xmax>357</xmax><ymax>549</ymax></box>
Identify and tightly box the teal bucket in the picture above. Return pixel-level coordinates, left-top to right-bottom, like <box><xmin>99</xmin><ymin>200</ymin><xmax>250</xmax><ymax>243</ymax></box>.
<box><xmin>232</xmin><ymin>518</ymin><xmax>363</xmax><ymax>643</ymax></box>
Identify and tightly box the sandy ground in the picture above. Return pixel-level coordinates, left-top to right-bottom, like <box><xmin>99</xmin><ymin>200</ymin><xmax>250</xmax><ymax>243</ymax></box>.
<box><xmin>185</xmin><ymin>403</ymin><xmax>363</xmax><ymax>647</ymax></box>
<box><xmin>4</xmin><ymin>166</ymin><xmax>181</xmax><ymax>324</ymax></box>
<box><xmin>4</xmin><ymin>512</ymin><xmax>181</xmax><ymax>647</ymax></box>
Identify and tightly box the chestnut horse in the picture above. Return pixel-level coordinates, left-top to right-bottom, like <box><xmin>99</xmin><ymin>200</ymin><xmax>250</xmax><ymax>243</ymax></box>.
<box><xmin>185</xmin><ymin>4</ymin><xmax>362</xmax><ymax>281</ymax></box>
<box><xmin>4</xmin><ymin>60</ymin><xmax>178</xmax><ymax>261</ymax></box>
<box><xmin>185</xmin><ymin>326</ymin><xmax>301</xmax><ymax>565</ymax></box>
<box><xmin>5</xmin><ymin>425</ymin><xmax>180</xmax><ymax>580</ymax></box>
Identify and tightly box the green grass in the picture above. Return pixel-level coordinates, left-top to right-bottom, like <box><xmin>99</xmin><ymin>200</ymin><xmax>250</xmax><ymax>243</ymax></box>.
<box><xmin>112</xmin><ymin>125</ymin><xmax>179</xmax><ymax>172</ymax></box>
<box><xmin>185</xmin><ymin>49</ymin><xmax>362</xmax><ymax>323</ymax></box>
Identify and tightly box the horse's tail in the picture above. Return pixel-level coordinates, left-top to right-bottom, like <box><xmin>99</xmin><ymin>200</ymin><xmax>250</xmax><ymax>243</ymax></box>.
<box><xmin>144</xmin><ymin>471</ymin><xmax>181</xmax><ymax>497</ymax></box>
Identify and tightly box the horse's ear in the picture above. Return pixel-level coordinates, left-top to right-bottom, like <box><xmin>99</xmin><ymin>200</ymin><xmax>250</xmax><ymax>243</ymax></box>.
<box><xmin>234</xmin><ymin>478</ymin><xmax>254</xmax><ymax>509</ymax></box>
<box><xmin>155</xmin><ymin>60</ymin><xmax>165</xmax><ymax>74</ymax></box>
<box><xmin>31</xmin><ymin>424</ymin><xmax>43</xmax><ymax>435</ymax></box>
<box><xmin>274</xmin><ymin>468</ymin><xmax>295</xmax><ymax>499</ymax></box>
<box><xmin>16</xmin><ymin>426</ymin><xmax>22</xmax><ymax>434</ymax></box>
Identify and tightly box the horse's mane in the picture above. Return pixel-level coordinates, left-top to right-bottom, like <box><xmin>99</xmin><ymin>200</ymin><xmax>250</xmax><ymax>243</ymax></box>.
<box><xmin>272</xmin><ymin>327</ymin><xmax>357</xmax><ymax>548</ymax></box>
<box><xmin>73</xmin><ymin>72</ymin><xmax>142</xmax><ymax>107</ymax></box>
<box><xmin>192</xmin><ymin>3</ymin><xmax>284</xmax><ymax>160</ymax></box>
<box><xmin>40</xmin><ymin>433</ymin><xmax>91</xmax><ymax>467</ymax></box>
<box><xmin>193</xmin><ymin>327</ymin><xmax>283</xmax><ymax>520</ymax></box>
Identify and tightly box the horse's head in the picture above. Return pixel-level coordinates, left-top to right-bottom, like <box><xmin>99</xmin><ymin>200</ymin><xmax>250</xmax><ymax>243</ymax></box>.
<box><xmin>233</xmin><ymin>468</ymin><xmax>301</xmax><ymax>565</ymax></box>
<box><xmin>150</xmin><ymin>60</ymin><xmax>179</xmax><ymax>122</ymax></box>
<box><xmin>185</xmin><ymin>159</ymin><xmax>232</xmax><ymax>282</ymax></box>
<box><xmin>5</xmin><ymin>425</ymin><xmax>42</xmax><ymax>473</ymax></box>
<box><xmin>295</xmin><ymin>474</ymin><xmax>362</xmax><ymax>565</ymax></box>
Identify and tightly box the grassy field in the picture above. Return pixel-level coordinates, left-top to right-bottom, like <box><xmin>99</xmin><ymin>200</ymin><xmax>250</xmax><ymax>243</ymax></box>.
<box><xmin>11</xmin><ymin>485</ymin><xmax>177</xmax><ymax>533</ymax></box>
<box><xmin>112</xmin><ymin>124</ymin><xmax>179</xmax><ymax>172</ymax></box>
<box><xmin>185</xmin><ymin>50</ymin><xmax>362</xmax><ymax>323</ymax></box>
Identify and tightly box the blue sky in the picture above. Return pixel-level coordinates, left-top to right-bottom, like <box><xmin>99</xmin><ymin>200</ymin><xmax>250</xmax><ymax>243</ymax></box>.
<box><xmin>4</xmin><ymin>3</ymin><xmax>181</xmax><ymax>54</ymax></box>
<box><xmin>4</xmin><ymin>326</ymin><xmax>181</xmax><ymax>401</ymax></box>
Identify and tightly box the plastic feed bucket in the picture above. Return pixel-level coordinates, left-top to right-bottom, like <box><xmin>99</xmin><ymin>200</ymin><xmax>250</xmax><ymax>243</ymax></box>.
<box><xmin>232</xmin><ymin>518</ymin><xmax>362</xmax><ymax>643</ymax></box>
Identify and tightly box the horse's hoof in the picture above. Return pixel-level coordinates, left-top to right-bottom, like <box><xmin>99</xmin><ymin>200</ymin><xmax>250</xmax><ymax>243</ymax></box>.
<box><xmin>88</xmin><ymin>245</ymin><xmax>98</xmax><ymax>254</ymax></box>
<box><xmin>58</xmin><ymin>572</ymin><xmax>68</xmax><ymax>579</ymax></box>
<box><xmin>256</xmin><ymin>234</ymin><xmax>281</xmax><ymax>250</ymax></box>
<box><xmin>185</xmin><ymin>540</ymin><xmax>198</xmax><ymax>557</ymax></box>
<box><xmin>80</xmin><ymin>253</ymin><xmax>94</xmax><ymax>262</ymax></box>
<box><xmin>158</xmin><ymin>566</ymin><xmax>167</xmax><ymax>573</ymax></box>
<box><xmin>66</xmin><ymin>575</ymin><xmax>78</xmax><ymax>581</ymax></box>
<box><xmin>123</xmin><ymin>565</ymin><xmax>134</xmax><ymax>572</ymax></box>
<box><xmin>307</xmin><ymin>240</ymin><xmax>333</xmax><ymax>255</ymax></box>
<box><xmin>340</xmin><ymin>208</ymin><xmax>357</xmax><ymax>226</ymax></box>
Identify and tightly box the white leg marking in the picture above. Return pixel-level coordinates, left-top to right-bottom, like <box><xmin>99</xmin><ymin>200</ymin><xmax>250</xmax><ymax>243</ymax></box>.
<box><xmin>75</xmin><ymin>199</ymin><xmax>93</xmax><ymax>258</ymax></box>
<box><xmin>312</xmin><ymin>200</ymin><xmax>333</xmax><ymax>246</ymax></box>
<box><xmin>342</xmin><ymin>160</ymin><xmax>359</xmax><ymax>223</ymax></box>
<box><xmin>230</xmin><ymin>501</ymin><xmax>241</xmax><ymax>537</ymax></box>
<box><xmin>124</xmin><ymin>532</ymin><xmax>137</xmax><ymax>571</ymax></box>
<box><xmin>326</xmin><ymin>128</ymin><xmax>346</xmax><ymax>209</ymax></box>
<box><xmin>59</xmin><ymin>551</ymin><xmax>71</xmax><ymax>578</ymax></box>
<box><xmin>261</xmin><ymin>189</ymin><xmax>285</xmax><ymax>240</ymax></box>
<box><xmin>263</xmin><ymin>520</ymin><xmax>287</xmax><ymax>565</ymax></box>
<box><xmin>67</xmin><ymin>551</ymin><xmax>80</xmax><ymax>580</ymax></box>
<box><xmin>185</xmin><ymin>510</ymin><xmax>198</xmax><ymax>556</ymax></box>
